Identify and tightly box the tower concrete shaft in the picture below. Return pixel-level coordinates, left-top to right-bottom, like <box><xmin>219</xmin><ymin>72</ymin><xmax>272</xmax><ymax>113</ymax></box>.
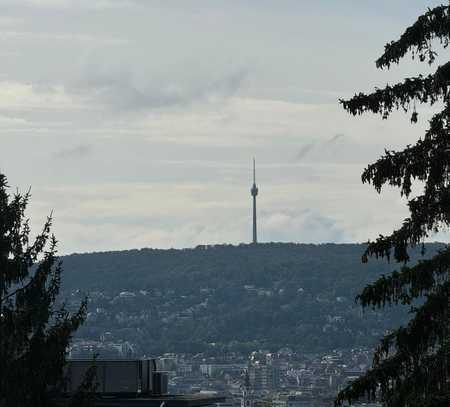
<box><xmin>251</xmin><ymin>158</ymin><xmax>258</xmax><ymax>244</ymax></box>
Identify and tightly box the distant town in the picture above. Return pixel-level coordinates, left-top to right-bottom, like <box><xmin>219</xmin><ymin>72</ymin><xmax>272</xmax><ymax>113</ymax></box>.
<box><xmin>70</xmin><ymin>333</ymin><xmax>377</xmax><ymax>406</ymax></box>
<box><xmin>67</xmin><ymin>285</ymin><xmax>384</xmax><ymax>406</ymax></box>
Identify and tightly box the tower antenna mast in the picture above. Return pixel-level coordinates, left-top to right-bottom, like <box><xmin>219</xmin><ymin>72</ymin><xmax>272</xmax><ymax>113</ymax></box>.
<box><xmin>251</xmin><ymin>158</ymin><xmax>259</xmax><ymax>244</ymax></box>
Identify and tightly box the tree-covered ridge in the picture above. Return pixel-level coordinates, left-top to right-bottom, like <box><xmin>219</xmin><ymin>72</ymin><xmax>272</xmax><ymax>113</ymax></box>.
<box><xmin>61</xmin><ymin>243</ymin><xmax>440</xmax><ymax>294</ymax></box>
<box><xmin>60</xmin><ymin>243</ymin><xmax>440</xmax><ymax>356</ymax></box>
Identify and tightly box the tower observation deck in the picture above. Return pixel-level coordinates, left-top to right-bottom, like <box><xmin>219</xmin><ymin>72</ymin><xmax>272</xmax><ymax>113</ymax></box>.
<box><xmin>251</xmin><ymin>158</ymin><xmax>258</xmax><ymax>244</ymax></box>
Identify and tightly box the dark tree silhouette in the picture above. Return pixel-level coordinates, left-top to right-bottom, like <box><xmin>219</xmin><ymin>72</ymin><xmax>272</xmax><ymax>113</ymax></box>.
<box><xmin>335</xmin><ymin>5</ymin><xmax>450</xmax><ymax>407</ymax></box>
<box><xmin>0</xmin><ymin>173</ymin><xmax>88</xmax><ymax>407</ymax></box>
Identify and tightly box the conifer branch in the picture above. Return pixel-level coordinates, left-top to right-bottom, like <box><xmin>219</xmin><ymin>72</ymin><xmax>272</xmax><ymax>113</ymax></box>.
<box><xmin>376</xmin><ymin>5</ymin><xmax>450</xmax><ymax>68</ymax></box>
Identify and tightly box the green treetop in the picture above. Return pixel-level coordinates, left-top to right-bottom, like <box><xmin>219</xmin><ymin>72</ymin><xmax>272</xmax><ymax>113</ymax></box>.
<box><xmin>335</xmin><ymin>4</ymin><xmax>450</xmax><ymax>407</ymax></box>
<box><xmin>0</xmin><ymin>173</ymin><xmax>88</xmax><ymax>407</ymax></box>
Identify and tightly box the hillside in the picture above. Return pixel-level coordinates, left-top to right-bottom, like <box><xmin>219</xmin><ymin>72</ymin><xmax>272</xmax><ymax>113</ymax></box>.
<box><xmin>61</xmin><ymin>243</ymin><xmax>442</xmax><ymax>355</ymax></box>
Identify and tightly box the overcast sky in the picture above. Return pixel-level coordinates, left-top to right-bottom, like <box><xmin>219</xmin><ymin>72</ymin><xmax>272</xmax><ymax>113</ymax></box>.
<box><xmin>0</xmin><ymin>0</ymin><xmax>448</xmax><ymax>254</ymax></box>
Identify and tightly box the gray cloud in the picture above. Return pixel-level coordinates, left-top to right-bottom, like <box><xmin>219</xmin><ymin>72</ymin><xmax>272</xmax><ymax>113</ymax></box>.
<box><xmin>53</xmin><ymin>144</ymin><xmax>93</xmax><ymax>159</ymax></box>
<box><xmin>295</xmin><ymin>142</ymin><xmax>315</xmax><ymax>161</ymax></box>
<box><xmin>301</xmin><ymin>211</ymin><xmax>347</xmax><ymax>242</ymax></box>
<box><xmin>294</xmin><ymin>134</ymin><xmax>346</xmax><ymax>161</ymax></box>
<box><xmin>329</xmin><ymin>133</ymin><xmax>345</xmax><ymax>143</ymax></box>
<box><xmin>262</xmin><ymin>209</ymin><xmax>348</xmax><ymax>244</ymax></box>
<box><xmin>0</xmin><ymin>0</ymin><xmax>136</xmax><ymax>11</ymax></box>
<box><xmin>67</xmin><ymin>66</ymin><xmax>247</xmax><ymax>112</ymax></box>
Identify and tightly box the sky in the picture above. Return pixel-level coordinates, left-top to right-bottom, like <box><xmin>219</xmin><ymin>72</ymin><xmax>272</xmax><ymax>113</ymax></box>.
<box><xmin>0</xmin><ymin>0</ymin><xmax>448</xmax><ymax>254</ymax></box>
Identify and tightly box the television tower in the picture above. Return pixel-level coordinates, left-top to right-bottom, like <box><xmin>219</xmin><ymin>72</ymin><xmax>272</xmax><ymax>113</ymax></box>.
<box><xmin>251</xmin><ymin>158</ymin><xmax>258</xmax><ymax>244</ymax></box>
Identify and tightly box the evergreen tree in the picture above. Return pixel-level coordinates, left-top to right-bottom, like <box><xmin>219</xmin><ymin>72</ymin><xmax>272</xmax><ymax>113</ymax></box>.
<box><xmin>0</xmin><ymin>173</ymin><xmax>88</xmax><ymax>407</ymax></box>
<box><xmin>335</xmin><ymin>5</ymin><xmax>450</xmax><ymax>407</ymax></box>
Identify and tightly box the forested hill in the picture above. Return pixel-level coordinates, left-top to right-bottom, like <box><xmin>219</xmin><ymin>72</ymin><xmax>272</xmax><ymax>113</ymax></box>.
<box><xmin>60</xmin><ymin>243</ymin><xmax>443</xmax><ymax>354</ymax></box>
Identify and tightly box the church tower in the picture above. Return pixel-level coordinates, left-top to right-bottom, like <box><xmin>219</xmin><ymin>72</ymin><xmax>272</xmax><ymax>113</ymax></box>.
<box><xmin>251</xmin><ymin>158</ymin><xmax>258</xmax><ymax>244</ymax></box>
